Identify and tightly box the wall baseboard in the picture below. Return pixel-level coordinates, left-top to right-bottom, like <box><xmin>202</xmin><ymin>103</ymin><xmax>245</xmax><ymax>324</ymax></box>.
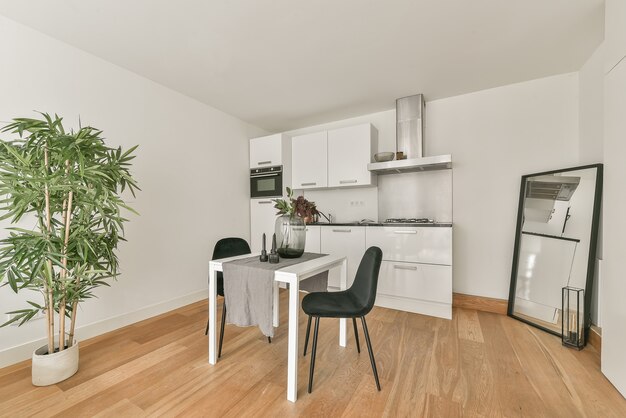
<box><xmin>0</xmin><ymin>289</ymin><xmax>207</xmax><ymax>369</ymax></box>
<box><xmin>452</xmin><ymin>292</ymin><xmax>508</xmax><ymax>315</ymax></box>
<box><xmin>589</xmin><ymin>325</ymin><xmax>602</xmax><ymax>352</ymax></box>
<box><xmin>452</xmin><ymin>293</ymin><xmax>603</xmax><ymax>354</ymax></box>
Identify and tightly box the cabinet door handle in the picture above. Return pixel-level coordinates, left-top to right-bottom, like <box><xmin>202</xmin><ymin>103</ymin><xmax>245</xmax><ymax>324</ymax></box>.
<box><xmin>332</xmin><ymin>229</ymin><xmax>352</xmax><ymax>233</ymax></box>
<box><xmin>393</xmin><ymin>265</ymin><xmax>418</xmax><ymax>271</ymax></box>
<box><xmin>301</xmin><ymin>182</ymin><xmax>317</xmax><ymax>186</ymax></box>
<box><xmin>257</xmin><ymin>160</ymin><xmax>272</xmax><ymax>165</ymax></box>
<box><xmin>394</xmin><ymin>230</ymin><xmax>417</xmax><ymax>234</ymax></box>
<box><xmin>339</xmin><ymin>179</ymin><xmax>358</xmax><ymax>184</ymax></box>
<box><xmin>258</xmin><ymin>200</ymin><xmax>273</xmax><ymax>204</ymax></box>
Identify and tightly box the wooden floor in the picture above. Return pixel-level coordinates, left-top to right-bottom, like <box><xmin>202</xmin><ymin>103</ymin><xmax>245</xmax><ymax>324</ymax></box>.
<box><xmin>1</xmin><ymin>291</ymin><xmax>625</xmax><ymax>417</ymax></box>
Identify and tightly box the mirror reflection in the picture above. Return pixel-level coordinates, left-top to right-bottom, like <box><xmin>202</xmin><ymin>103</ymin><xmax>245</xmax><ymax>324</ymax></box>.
<box><xmin>509</xmin><ymin>165</ymin><xmax>602</xmax><ymax>343</ymax></box>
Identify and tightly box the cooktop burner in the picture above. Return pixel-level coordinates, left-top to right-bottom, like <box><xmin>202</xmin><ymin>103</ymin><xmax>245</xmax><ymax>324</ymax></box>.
<box><xmin>384</xmin><ymin>218</ymin><xmax>435</xmax><ymax>224</ymax></box>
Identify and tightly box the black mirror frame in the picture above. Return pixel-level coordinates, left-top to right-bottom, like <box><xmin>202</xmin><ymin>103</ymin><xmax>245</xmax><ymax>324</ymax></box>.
<box><xmin>507</xmin><ymin>163</ymin><xmax>603</xmax><ymax>345</ymax></box>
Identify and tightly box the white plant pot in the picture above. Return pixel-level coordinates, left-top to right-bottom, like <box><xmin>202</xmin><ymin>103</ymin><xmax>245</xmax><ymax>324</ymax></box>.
<box><xmin>31</xmin><ymin>340</ymin><xmax>79</xmax><ymax>386</ymax></box>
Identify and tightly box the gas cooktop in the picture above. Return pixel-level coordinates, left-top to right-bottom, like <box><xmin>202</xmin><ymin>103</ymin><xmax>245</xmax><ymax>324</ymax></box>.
<box><xmin>384</xmin><ymin>218</ymin><xmax>435</xmax><ymax>224</ymax></box>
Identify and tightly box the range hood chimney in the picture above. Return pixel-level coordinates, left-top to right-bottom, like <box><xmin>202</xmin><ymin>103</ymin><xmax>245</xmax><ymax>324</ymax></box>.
<box><xmin>396</xmin><ymin>94</ymin><xmax>424</xmax><ymax>158</ymax></box>
<box><xmin>368</xmin><ymin>93</ymin><xmax>451</xmax><ymax>174</ymax></box>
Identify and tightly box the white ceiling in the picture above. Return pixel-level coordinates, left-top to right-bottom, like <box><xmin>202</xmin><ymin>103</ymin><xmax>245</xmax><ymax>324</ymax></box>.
<box><xmin>0</xmin><ymin>0</ymin><xmax>604</xmax><ymax>132</ymax></box>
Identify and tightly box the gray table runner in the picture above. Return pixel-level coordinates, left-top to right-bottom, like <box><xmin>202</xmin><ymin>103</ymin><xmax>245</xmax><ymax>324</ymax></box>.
<box><xmin>222</xmin><ymin>253</ymin><xmax>329</xmax><ymax>337</ymax></box>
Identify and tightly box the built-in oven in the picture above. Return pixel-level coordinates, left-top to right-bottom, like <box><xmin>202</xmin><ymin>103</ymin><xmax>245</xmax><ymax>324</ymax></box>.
<box><xmin>250</xmin><ymin>165</ymin><xmax>283</xmax><ymax>198</ymax></box>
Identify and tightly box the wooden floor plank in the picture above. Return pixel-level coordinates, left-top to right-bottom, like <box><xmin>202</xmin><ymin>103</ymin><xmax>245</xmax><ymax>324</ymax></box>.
<box><xmin>456</xmin><ymin>307</ymin><xmax>485</xmax><ymax>343</ymax></box>
<box><xmin>0</xmin><ymin>291</ymin><xmax>624</xmax><ymax>417</ymax></box>
<box><xmin>91</xmin><ymin>399</ymin><xmax>146</xmax><ymax>418</ymax></box>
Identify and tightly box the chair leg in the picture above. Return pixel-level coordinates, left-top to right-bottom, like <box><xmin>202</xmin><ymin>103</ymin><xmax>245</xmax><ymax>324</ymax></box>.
<box><xmin>303</xmin><ymin>315</ymin><xmax>312</xmax><ymax>356</ymax></box>
<box><xmin>361</xmin><ymin>316</ymin><xmax>381</xmax><ymax>391</ymax></box>
<box><xmin>352</xmin><ymin>317</ymin><xmax>360</xmax><ymax>354</ymax></box>
<box><xmin>218</xmin><ymin>302</ymin><xmax>226</xmax><ymax>358</ymax></box>
<box><xmin>308</xmin><ymin>317</ymin><xmax>320</xmax><ymax>394</ymax></box>
<box><xmin>204</xmin><ymin>318</ymin><xmax>209</xmax><ymax>336</ymax></box>
<box><xmin>268</xmin><ymin>336</ymin><xmax>272</xmax><ymax>343</ymax></box>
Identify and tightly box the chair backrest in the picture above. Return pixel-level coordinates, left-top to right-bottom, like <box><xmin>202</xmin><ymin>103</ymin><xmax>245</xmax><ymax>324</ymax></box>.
<box><xmin>348</xmin><ymin>246</ymin><xmax>383</xmax><ymax>314</ymax></box>
<box><xmin>212</xmin><ymin>237</ymin><xmax>251</xmax><ymax>260</ymax></box>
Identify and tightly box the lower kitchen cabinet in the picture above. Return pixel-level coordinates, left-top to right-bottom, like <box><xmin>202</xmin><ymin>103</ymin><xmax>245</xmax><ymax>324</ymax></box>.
<box><xmin>367</xmin><ymin>225</ymin><xmax>453</xmax><ymax>319</ymax></box>
<box><xmin>304</xmin><ymin>225</ymin><xmax>321</xmax><ymax>253</ymax></box>
<box><xmin>321</xmin><ymin>226</ymin><xmax>366</xmax><ymax>289</ymax></box>
<box><xmin>250</xmin><ymin>199</ymin><xmax>276</xmax><ymax>252</ymax></box>
<box><xmin>376</xmin><ymin>261</ymin><xmax>452</xmax><ymax>319</ymax></box>
<box><xmin>366</xmin><ymin>226</ymin><xmax>452</xmax><ymax>265</ymax></box>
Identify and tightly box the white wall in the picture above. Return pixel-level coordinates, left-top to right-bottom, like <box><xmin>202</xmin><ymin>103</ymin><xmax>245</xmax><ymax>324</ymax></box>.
<box><xmin>428</xmin><ymin>73</ymin><xmax>580</xmax><ymax>299</ymax></box>
<box><xmin>285</xmin><ymin>73</ymin><xmax>580</xmax><ymax>300</ymax></box>
<box><xmin>0</xmin><ymin>16</ymin><xmax>264</xmax><ymax>366</ymax></box>
<box><xmin>579</xmin><ymin>44</ymin><xmax>605</xmax><ymax>165</ymax></box>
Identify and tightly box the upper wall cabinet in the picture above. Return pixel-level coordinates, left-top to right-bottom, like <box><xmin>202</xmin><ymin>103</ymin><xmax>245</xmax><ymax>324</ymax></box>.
<box><xmin>605</xmin><ymin>0</ymin><xmax>626</xmax><ymax>73</ymax></box>
<box><xmin>328</xmin><ymin>123</ymin><xmax>377</xmax><ymax>188</ymax></box>
<box><xmin>249</xmin><ymin>134</ymin><xmax>290</xmax><ymax>169</ymax></box>
<box><xmin>292</xmin><ymin>123</ymin><xmax>377</xmax><ymax>190</ymax></box>
<box><xmin>292</xmin><ymin>131</ymin><xmax>328</xmax><ymax>189</ymax></box>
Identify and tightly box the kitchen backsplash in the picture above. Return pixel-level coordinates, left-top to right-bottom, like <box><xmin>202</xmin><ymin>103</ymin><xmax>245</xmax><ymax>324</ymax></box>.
<box><xmin>378</xmin><ymin>170</ymin><xmax>452</xmax><ymax>222</ymax></box>
<box><xmin>294</xmin><ymin>169</ymin><xmax>452</xmax><ymax>223</ymax></box>
<box><xmin>294</xmin><ymin>187</ymin><xmax>378</xmax><ymax>223</ymax></box>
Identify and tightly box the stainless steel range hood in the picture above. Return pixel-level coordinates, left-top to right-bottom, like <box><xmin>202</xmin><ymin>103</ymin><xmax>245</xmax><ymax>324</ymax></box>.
<box><xmin>368</xmin><ymin>154</ymin><xmax>451</xmax><ymax>174</ymax></box>
<box><xmin>523</xmin><ymin>175</ymin><xmax>581</xmax><ymax>223</ymax></box>
<box><xmin>397</xmin><ymin>94</ymin><xmax>425</xmax><ymax>159</ymax></box>
<box><xmin>526</xmin><ymin>175</ymin><xmax>581</xmax><ymax>201</ymax></box>
<box><xmin>368</xmin><ymin>94</ymin><xmax>452</xmax><ymax>174</ymax></box>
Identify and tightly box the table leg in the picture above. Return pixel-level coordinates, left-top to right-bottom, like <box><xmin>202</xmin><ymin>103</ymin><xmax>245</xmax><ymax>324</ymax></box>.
<box><xmin>287</xmin><ymin>276</ymin><xmax>299</xmax><ymax>402</ymax></box>
<box><xmin>339</xmin><ymin>259</ymin><xmax>347</xmax><ymax>347</ymax></box>
<box><xmin>208</xmin><ymin>263</ymin><xmax>217</xmax><ymax>365</ymax></box>
<box><xmin>273</xmin><ymin>282</ymin><xmax>280</xmax><ymax>328</ymax></box>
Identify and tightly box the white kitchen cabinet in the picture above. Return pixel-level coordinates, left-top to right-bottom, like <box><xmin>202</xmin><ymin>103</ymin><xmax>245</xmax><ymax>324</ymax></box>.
<box><xmin>250</xmin><ymin>199</ymin><xmax>277</xmax><ymax>252</ymax></box>
<box><xmin>327</xmin><ymin>123</ymin><xmax>377</xmax><ymax>188</ymax></box>
<box><xmin>321</xmin><ymin>226</ymin><xmax>366</xmax><ymax>289</ymax></box>
<box><xmin>365</xmin><ymin>226</ymin><xmax>452</xmax><ymax>265</ymax></box>
<box><xmin>376</xmin><ymin>262</ymin><xmax>452</xmax><ymax>319</ymax></box>
<box><xmin>291</xmin><ymin>131</ymin><xmax>328</xmax><ymax>189</ymax></box>
<box><xmin>378</xmin><ymin>262</ymin><xmax>452</xmax><ymax>304</ymax></box>
<box><xmin>249</xmin><ymin>134</ymin><xmax>290</xmax><ymax>169</ymax></box>
<box><xmin>366</xmin><ymin>225</ymin><xmax>453</xmax><ymax>319</ymax></box>
<box><xmin>304</xmin><ymin>225</ymin><xmax>321</xmax><ymax>253</ymax></box>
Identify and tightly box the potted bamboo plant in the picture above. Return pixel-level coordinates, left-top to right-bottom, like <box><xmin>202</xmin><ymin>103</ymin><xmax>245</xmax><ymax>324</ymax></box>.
<box><xmin>0</xmin><ymin>113</ymin><xmax>139</xmax><ymax>385</ymax></box>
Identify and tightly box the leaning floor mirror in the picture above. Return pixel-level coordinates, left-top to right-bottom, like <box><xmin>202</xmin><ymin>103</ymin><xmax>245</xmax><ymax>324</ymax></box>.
<box><xmin>508</xmin><ymin>164</ymin><xmax>603</xmax><ymax>347</ymax></box>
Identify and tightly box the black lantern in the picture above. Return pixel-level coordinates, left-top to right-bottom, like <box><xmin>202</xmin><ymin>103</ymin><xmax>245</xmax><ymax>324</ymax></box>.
<box><xmin>561</xmin><ymin>286</ymin><xmax>584</xmax><ymax>349</ymax></box>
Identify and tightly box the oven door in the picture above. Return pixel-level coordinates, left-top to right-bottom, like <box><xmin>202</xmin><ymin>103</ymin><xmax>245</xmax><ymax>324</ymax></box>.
<box><xmin>250</xmin><ymin>171</ymin><xmax>283</xmax><ymax>198</ymax></box>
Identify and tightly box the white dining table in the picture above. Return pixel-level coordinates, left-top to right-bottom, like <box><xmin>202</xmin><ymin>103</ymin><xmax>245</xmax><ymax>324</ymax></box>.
<box><xmin>207</xmin><ymin>253</ymin><xmax>348</xmax><ymax>402</ymax></box>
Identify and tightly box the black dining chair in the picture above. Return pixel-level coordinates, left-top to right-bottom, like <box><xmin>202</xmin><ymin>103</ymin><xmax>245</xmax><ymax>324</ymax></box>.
<box><xmin>302</xmin><ymin>246</ymin><xmax>383</xmax><ymax>393</ymax></box>
<box><xmin>205</xmin><ymin>237</ymin><xmax>270</xmax><ymax>357</ymax></box>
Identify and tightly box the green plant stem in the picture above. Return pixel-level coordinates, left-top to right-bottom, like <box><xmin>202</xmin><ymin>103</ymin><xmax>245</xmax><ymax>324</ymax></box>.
<box><xmin>58</xmin><ymin>190</ymin><xmax>73</xmax><ymax>351</ymax></box>
<box><xmin>58</xmin><ymin>160</ymin><xmax>72</xmax><ymax>351</ymax></box>
<box><xmin>43</xmin><ymin>146</ymin><xmax>55</xmax><ymax>355</ymax></box>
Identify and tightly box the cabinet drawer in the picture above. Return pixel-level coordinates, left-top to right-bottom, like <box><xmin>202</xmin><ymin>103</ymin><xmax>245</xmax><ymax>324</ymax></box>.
<box><xmin>366</xmin><ymin>226</ymin><xmax>452</xmax><ymax>265</ymax></box>
<box><xmin>377</xmin><ymin>261</ymin><xmax>451</xmax><ymax>304</ymax></box>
